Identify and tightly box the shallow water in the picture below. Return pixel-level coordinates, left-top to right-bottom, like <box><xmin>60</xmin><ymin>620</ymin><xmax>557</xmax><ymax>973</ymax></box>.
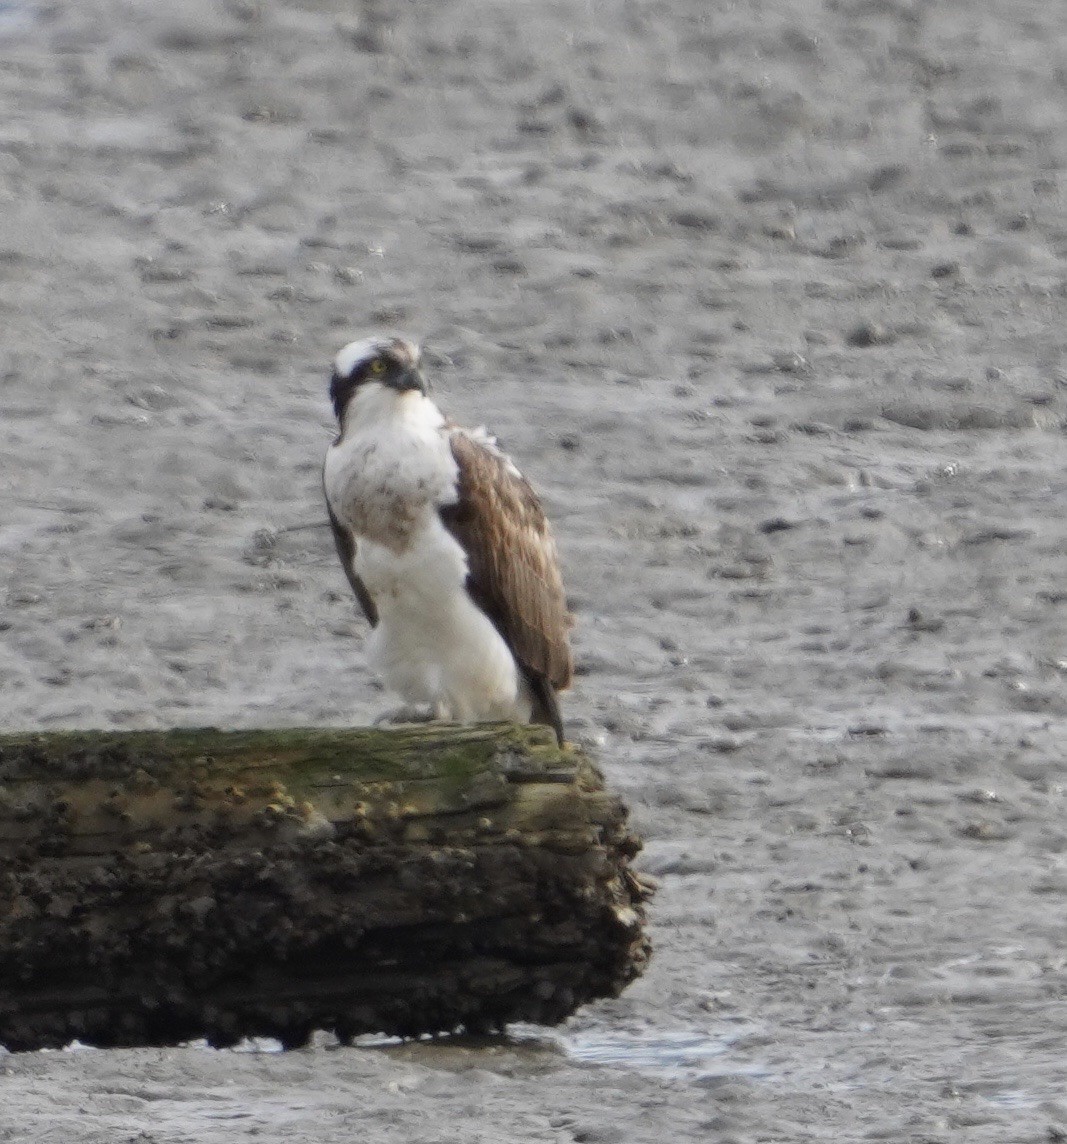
<box><xmin>0</xmin><ymin>0</ymin><xmax>34</xmax><ymax>35</ymax></box>
<box><xmin>539</xmin><ymin>1026</ymin><xmax>769</xmax><ymax>1082</ymax></box>
<box><xmin>211</xmin><ymin>1023</ymin><xmax>767</xmax><ymax>1083</ymax></box>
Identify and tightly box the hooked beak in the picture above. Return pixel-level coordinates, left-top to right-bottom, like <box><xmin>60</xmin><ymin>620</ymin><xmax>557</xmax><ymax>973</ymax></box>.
<box><xmin>389</xmin><ymin>366</ymin><xmax>426</xmax><ymax>395</ymax></box>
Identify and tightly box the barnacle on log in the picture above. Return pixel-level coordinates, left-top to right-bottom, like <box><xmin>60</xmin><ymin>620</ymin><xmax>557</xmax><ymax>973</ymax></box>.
<box><xmin>0</xmin><ymin>723</ymin><xmax>651</xmax><ymax>1051</ymax></box>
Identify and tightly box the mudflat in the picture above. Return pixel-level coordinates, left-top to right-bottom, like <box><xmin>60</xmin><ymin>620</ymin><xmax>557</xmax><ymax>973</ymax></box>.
<box><xmin>2</xmin><ymin>0</ymin><xmax>1066</xmax><ymax>1139</ymax></box>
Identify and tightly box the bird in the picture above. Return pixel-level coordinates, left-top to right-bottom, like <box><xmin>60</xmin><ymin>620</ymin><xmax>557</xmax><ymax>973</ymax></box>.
<box><xmin>322</xmin><ymin>335</ymin><xmax>572</xmax><ymax>744</ymax></box>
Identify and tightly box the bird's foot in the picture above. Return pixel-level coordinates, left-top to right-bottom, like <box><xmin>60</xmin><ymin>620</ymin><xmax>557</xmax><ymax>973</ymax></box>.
<box><xmin>373</xmin><ymin>703</ymin><xmax>448</xmax><ymax>727</ymax></box>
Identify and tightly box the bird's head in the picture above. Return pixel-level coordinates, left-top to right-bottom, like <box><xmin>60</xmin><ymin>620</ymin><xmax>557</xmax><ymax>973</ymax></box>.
<box><xmin>329</xmin><ymin>336</ymin><xmax>426</xmax><ymax>424</ymax></box>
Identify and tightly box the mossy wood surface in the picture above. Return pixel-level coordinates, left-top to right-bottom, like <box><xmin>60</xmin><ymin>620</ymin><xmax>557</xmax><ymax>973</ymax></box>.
<box><xmin>0</xmin><ymin>723</ymin><xmax>650</xmax><ymax>1051</ymax></box>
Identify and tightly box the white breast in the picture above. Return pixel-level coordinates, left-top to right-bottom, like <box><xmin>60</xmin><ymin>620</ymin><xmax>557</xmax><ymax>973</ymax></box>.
<box><xmin>324</xmin><ymin>388</ymin><xmax>532</xmax><ymax>725</ymax></box>
<box><xmin>323</xmin><ymin>390</ymin><xmax>458</xmax><ymax>549</ymax></box>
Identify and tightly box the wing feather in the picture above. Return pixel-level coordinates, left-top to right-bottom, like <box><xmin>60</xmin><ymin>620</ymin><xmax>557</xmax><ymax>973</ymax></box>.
<box><xmin>324</xmin><ymin>485</ymin><xmax>378</xmax><ymax>628</ymax></box>
<box><xmin>440</xmin><ymin>430</ymin><xmax>573</xmax><ymax>699</ymax></box>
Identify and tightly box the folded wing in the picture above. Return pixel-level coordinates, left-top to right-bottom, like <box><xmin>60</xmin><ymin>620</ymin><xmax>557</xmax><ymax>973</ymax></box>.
<box><xmin>325</xmin><ymin>489</ymin><xmax>379</xmax><ymax>628</ymax></box>
<box><xmin>440</xmin><ymin>429</ymin><xmax>572</xmax><ymax>739</ymax></box>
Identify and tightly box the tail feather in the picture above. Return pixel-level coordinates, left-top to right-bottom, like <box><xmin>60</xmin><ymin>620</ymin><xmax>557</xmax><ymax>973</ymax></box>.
<box><xmin>525</xmin><ymin>672</ymin><xmax>565</xmax><ymax>746</ymax></box>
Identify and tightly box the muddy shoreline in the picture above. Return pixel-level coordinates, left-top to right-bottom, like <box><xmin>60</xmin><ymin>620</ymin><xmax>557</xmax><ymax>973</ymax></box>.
<box><xmin>3</xmin><ymin>0</ymin><xmax>1067</xmax><ymax>1139</ymax></box>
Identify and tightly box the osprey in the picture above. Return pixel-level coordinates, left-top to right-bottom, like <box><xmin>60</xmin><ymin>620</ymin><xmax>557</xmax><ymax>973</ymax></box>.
<box><xmin>322</xmin><ymin>335</ymin><xmax>572</xmax><ymax>744</ymax></box>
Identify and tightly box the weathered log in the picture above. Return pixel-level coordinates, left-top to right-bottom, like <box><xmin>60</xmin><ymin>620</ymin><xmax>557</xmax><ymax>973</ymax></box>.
<box><xmin>0</xmin><ymin>723</ymin><xmax>650</xmax><ymax>1051</ymax></box>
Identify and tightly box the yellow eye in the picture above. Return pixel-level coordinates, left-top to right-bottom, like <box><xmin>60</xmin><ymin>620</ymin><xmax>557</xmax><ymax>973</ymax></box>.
<box><xmin>368</xmin><ymin>359</ymin><xmax>386</xmax><ymax>375</ymax></box>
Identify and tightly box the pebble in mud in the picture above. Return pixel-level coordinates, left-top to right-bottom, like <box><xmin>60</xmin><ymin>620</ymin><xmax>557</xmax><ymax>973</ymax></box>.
<box><xmin>844</xmin><ymin>320</ymin><xmax>895</xmax><ymax>347</ymax></box>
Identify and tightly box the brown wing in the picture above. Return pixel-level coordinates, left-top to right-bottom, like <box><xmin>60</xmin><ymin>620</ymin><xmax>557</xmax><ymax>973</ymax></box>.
<box><xmin>324</xmin><ymin>476</ymin><xmax>378</xmax><ymax>628</ymax></box>
<box><xmin>440</xmin><ymin>430</ymin><xmax>573</xmax><ymax>723</ymax></box>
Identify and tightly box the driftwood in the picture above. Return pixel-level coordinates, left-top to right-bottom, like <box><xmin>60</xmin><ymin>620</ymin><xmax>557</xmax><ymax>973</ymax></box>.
<box><xmin>0</xmin><ymin>723</ymin><xmax>650</xmax><ymax>1051</ymax></box>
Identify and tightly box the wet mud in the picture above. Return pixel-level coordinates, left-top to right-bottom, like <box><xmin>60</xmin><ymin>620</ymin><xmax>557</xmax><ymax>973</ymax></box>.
<box><xmin>2</xmin><ymin>0</ymin><xmax>1067</xmax><ymax>1138</ymax></box>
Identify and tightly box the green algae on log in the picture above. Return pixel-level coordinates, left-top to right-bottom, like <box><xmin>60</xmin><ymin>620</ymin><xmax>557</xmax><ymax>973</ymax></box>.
<box><xmin>0</xmin><ymin>723</ymin><xmax>651</xmax><ymax>1051</ymax></box>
